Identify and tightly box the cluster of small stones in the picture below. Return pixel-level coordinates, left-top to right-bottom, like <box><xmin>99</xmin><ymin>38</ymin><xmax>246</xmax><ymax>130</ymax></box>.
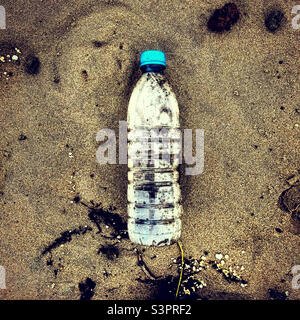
<box><xmin>0</xmin><ymin>47</ymin><xmax>21</xmax><ymax>80</ymax></box>
<box><xmin>181</xmin><ymin>277</ymin><xmax>207</xmax><ymax>297</ymax></box>
<box><xmin>211</xmin><ymin>253</ymin><xmax>248</xmax><ymax>288</ymax></box>
<box><xmin>170</xmin><ymin>251</ymin><xmax>248</xmax><ymax>297</ymax></box>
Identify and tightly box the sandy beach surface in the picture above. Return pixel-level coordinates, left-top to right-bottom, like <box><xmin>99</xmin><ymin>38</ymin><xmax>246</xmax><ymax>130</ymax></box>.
<box><xmin>0</xmin><ymin>0</ymin><xmax>299</xmax><ymax>300</ymax></box>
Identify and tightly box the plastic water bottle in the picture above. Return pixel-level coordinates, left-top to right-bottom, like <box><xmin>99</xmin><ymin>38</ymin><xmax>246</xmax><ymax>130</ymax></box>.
<box><xmin>127</xmin><ymin>50</ymin><xmax>182</xmax><ymax>246</ymax></box>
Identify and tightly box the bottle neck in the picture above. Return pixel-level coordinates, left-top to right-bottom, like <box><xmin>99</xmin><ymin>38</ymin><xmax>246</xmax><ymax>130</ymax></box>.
<box><xmin>140</xmin><ymin>64</ymin><xmax>166</xmax><ymax>74</ymax></box>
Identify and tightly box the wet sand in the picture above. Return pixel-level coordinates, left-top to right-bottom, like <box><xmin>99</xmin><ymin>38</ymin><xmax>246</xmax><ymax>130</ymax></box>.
<box><xmin>0</xmin><ymin>0</ymin><xmax>299</xmax><ymax>300</ymax></box>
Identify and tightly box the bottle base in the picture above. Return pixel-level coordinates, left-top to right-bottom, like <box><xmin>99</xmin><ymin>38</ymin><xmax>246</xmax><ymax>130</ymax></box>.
<box><xmin>127</xmin><ymin>218</ymin><xmax>181</xmax><ymax>246</ymax></box>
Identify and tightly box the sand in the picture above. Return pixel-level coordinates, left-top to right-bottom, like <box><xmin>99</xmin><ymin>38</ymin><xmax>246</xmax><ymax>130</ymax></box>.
<box><xmin>0</xmin><ymin>0</ymin><xmax>299</xmax><ymax>300</ymax></box>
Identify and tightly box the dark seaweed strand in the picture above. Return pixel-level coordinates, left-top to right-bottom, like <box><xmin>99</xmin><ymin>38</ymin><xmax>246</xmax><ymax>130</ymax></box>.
<box><xmin>42</xmin><ymin>225</ymin><xmax>92</xmax><ymax>255</ymax></box>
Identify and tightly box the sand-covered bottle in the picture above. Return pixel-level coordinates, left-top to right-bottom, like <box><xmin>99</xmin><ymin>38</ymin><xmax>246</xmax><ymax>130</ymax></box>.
<box><xmin>127</xmin><ymin>50</ymin><xmax>182</xmax><ymax>246</ymax></box>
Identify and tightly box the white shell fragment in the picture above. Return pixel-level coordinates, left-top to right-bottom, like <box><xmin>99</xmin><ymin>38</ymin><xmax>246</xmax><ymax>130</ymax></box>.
<box><xmin>215</xmin><ymin>253</ymin><xmax>223</xmax><ymax>260</ymax></box>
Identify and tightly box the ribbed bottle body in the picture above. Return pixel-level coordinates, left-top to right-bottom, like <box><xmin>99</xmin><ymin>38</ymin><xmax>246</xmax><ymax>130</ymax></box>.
<box><xmin>127</xmin><ymin>72</ymin><xmax>182</xmax><ymax>246</ymax></box>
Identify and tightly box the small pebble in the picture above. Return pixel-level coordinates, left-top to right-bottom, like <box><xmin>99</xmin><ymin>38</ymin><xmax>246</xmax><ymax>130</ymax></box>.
<box><xmin>18</xmin><ymin>134</ymin><xmax>27</xmax><ymax>141</ymax></box>
<box><xmin>183</xmin><ymin>288</ymin><xmax>191</xmax><ymax>295</ymax></box>
<box><xmin>215</xmin><ymin>253</ymin><xmax>223</xmax><ymax>260</ymax></box>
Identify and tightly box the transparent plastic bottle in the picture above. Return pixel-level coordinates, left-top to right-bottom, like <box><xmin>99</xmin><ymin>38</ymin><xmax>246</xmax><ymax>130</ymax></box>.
<box><xmin>127</xmin><ymin>50</ymin><xmax>182</xmax><ymax>246</ymax></box>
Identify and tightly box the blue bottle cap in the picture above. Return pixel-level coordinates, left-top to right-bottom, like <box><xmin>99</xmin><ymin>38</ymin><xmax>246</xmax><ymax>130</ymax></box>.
<box><xmin>140</xmin><ymin>50</ymin><xmax>166</xmax><ymax>67</ymax></box>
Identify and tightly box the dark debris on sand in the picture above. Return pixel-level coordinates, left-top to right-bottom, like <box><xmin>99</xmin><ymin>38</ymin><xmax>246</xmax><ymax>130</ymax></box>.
<box><xmin>42</xmin><ymin>225</ymin><xmax>92</xmax><ymax>255</ymax></box>
<box><xmin>278</xmin><ymin>183</ymin><xmax>300</xmax><ymax>233</ymax></box>
<box><xmin>137</xmin><ymin>275</ymin><xmax>179</xmax><ymax>300</ymax></box>
<box><xmin>278</xmin><ymin>184</ymin><xmax>300</xmax><ymax>215</ymax></box>
<box><xmin>207</xmin><ymin>3</ymin><xmax>240</xmax><ymax>33</ymax></box>
<box><xmin>24</xmin><ymin>55</ymin><xmax>40</xmax><ymax>75</ymax></box>
<box><xmin>265</xmin><ymin>10</ymin><xmax>284</xmax><ymax>32</ymax></box>
<box><xmin>18</xmin><ymin>134</ymin><xmax>27</xmax><ymax>141</ymax></box>
<box><xmin>81</xmin><ymin>201</ymin><xmax>128</xmax><ymax>239</ymax></box>
<box><xmin>268</xmin><ymin>288</ymin><xmax>287</xmax><ymax>300</ymax></box>
<box><xmin>78</xmin><ymin>277</ymin><xmax>96</xmax><ymax>300</ymax></box>
<box><xmin>98</xmin><ymin>243</ymin><xmax>119</xmax><ymax>260</ymax></box>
